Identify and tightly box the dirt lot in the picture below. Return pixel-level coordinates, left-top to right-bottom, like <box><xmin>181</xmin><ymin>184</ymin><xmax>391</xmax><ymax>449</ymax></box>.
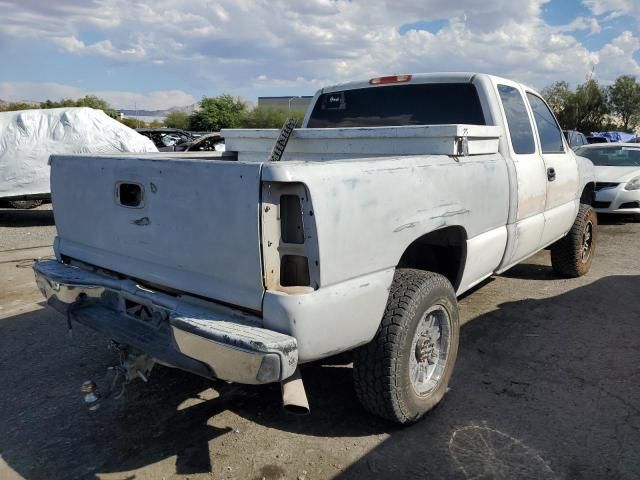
<box><xmin>0</xmin><ymin>205</ymin><xmax>639</xmax><ymax>480</ymax></box>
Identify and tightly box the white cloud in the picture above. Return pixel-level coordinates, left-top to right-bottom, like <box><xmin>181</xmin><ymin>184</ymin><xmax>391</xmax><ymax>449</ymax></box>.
<box><xmin>0</xmin><ymin>82</ymin><xmax>196</xmax><ymax>110</ymax></box>
<box><xmin>583</xmin><ymin>0</ymin><xmax>640</xmax><ymax>19</ymax></box>
<box><xmin>0</xmin><ymin>0</ymin><xmax>639</xmax><ymax>97</ymax></box>
<box><xmin>553</xmin><ymin>16</ymin><xmax>601</xmax><ymax>35</ymax></box>
<box><xmin>596</xmin><ymin>31</ymin><xmax>640</xmax><ymax>80</ymax></box>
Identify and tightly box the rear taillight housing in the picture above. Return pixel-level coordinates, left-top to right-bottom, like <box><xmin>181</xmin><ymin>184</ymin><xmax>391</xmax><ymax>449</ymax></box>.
<box><xmin>261</xmin><ymin>182</ymin><xmax>319</xmax><ymax>292</ymax></box>
<box><xmin>279</xmin><ymin>194</ymin><xmax>305</xmax><ymax>244</ymax></box>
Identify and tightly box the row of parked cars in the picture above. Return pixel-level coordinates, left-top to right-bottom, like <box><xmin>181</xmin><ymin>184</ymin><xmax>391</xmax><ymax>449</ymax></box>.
<box><xmin>563</xmin><ymin>130</ymin><xmax>640</xmax><ymax>148</ymax></box>
<box><xmin>135</xmin><ymin>128</ymin><xmax>225</xmax><ymax>152</ymax></box>
<box><xmin>562</xmin><ymin>129</ymin><xmax>640</xmax><ymax>220</ymax></box>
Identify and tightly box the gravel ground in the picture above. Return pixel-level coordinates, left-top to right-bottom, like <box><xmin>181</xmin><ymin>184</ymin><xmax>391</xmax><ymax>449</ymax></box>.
<box><xmin>0</xmin><ymin>210</ymin><xmax>638</xmax><ymax>480</ymax></box>
<box><xmin>0</xmin><ymin>204</ymin><xmax>56</xmax><ymax>251</ymax></box>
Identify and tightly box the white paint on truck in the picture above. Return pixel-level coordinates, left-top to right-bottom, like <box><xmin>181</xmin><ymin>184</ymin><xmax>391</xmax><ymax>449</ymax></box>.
<box><xmin>35</xmin><ymin>72</ymin><xmax>595</xmax><ymax>396</ymax></box>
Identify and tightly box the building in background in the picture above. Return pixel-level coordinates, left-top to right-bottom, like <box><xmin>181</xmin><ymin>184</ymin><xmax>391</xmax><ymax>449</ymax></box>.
<box><xmin>257</xmin><ymin>96</ymin><xmax>313</xmax><ymax>113</ymax></box>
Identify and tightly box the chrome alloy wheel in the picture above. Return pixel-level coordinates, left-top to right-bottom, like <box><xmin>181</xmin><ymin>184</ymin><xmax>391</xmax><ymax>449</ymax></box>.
<box><xmin>409</xmin><ymin>304</ymin><xmax>451</xmax><ymax>395</ymax></box>
<box><xmin>582</xmin><ymin>220</ymin><xmax>594</xmax><ymax>263</ymax></box>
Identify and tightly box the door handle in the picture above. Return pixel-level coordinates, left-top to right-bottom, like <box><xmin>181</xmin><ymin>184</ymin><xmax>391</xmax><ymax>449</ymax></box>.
<box><xmin>547</xmin><ymin>167</ymin><xmax>556</xmax><ymax>182</ymax></box>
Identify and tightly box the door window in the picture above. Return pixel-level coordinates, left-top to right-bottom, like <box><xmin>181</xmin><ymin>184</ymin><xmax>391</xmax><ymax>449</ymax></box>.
<box><xmin>497</xmin><ymin>85</ymin><xmax>536</xmax><ymax>154</ymax></box>
<box><xmin>527</xmin><ymin>93</ymin><xmax>565</xmax><ymax>153</ymax></box>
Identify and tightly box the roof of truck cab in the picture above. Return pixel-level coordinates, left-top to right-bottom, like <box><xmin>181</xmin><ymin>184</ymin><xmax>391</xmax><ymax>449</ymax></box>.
<box><xmin>319</xmin><ymin>72</ymin><xmax>534</xmax><ymax>94</ymax></box>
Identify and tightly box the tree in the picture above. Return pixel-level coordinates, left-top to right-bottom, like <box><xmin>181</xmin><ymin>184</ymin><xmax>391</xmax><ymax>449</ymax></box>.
<box><xmin>74</xmin><ymin>95</ymin><xmax>118</xmax><ymax>118</ymax></box>
<box><xmin>0</xmin><ymin>101</ymin><xmax>38</xmax><ymax>112</ymax></box>
<box><xmin>542</xmin><ymin>81</ymin><xmax>574</xmax><ymax>128</ymax></box>
<box><xmin>189</xmin><ymin>95</ymin><xmax>247</xmax><ymax>131</ymax></box>
<box><xmin>608</xmin><ymin>75</ymin><xmax>640</xmax><ymax>132</ymax></box>
<box><xmin>119</xmin><ymin>117</ymin><xmax>147</xmax><ymax>129</ymax></box>
<box><xmin>240</xmin><ymin>107</ymin><xmax>305</xmax><ymax>128</ymax></box>
<box><xmin>572</xmin><ymin>79</ymin><xmax>610</xmax><ymax>133</ymax></box>
<box><xmin>39</xmin><ymin>95</ymin><xmax>118</xmax><ymax>117</ymax></box>
<box><xmin>542</xmin><ymin>78</ymin><xmax>610</xmax><ymax>132</ymax></box>
<box><xmin>1</xmin><ymin>95</ymin><xmax>118</xmax><ymax>118</ymax></box>
<box><xmin>164</xmin><ymin>111</ymin><xmax>191</xmax><ymax>129</ymax></box>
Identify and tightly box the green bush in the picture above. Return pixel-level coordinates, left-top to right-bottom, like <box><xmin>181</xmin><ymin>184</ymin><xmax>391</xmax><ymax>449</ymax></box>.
<box><xmin>241</xmin><ymin>107</ymin><xmax>305</xmax><ymax>129</ymax></box>
<box><xmin>164</xmin><ymin>111</ymin><xmax>190</xmax><ymax>129</ymax></box>
<box><xmin>189</xmin><ymin>95</ymin><xmax>247</xmax><ymax>131</ymax></box>
<box><xmin>119</xmin><ymin>117</ymin><xmax>147</xmax><ymax>129</ymax></box>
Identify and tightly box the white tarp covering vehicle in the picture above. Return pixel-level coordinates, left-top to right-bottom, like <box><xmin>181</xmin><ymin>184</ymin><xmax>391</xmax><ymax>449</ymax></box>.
<box><xmin>0</xmin><ymin>107</ymin><xmax>157</xmax><ymax>208</ymax></box>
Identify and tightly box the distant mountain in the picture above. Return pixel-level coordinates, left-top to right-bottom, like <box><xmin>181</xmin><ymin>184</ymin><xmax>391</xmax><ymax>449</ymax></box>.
<box><xmin>0</xmin><ymin>98</ymin><xmax>39</xmax><ymax>107</ymax></box>
<box><xmin>118</xmin><ymin>103</ymin><xmax>198</xmax><ymax>117</ymax></box>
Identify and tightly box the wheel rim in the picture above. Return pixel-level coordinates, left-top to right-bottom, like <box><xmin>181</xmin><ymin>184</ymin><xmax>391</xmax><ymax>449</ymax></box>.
<box><xmin>581</xmin><ymin>221</ymin><xmax>593</xmax><ymax>263</ymax></box>
<box><xmin>409</xmin><ymin>304</ymin><xmax>451</xmax><ymax>396</ymax></box>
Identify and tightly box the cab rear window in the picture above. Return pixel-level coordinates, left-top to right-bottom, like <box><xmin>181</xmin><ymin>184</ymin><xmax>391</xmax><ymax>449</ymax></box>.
<box><xmin>307</xmin><ymin>83</ymin><xmax>486</xmax><ymax>128</ymax></box>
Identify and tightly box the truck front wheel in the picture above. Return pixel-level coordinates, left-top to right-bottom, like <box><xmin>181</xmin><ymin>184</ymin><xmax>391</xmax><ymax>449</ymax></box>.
<box><xmin>550</xmin><ymin>203</ymin><xmax>597</xmax><ymax>277</ymax></box>
<box><xmin>353</xmin><ymin>269</ymin><xmax>460</xmax><ymax>424</ymax></box>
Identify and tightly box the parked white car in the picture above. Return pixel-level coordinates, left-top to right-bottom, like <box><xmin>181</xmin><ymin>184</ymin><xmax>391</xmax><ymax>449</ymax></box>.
<box><xmin>34</xmin><ymin>73</ymin><xmax>596</xmax><ymax>424</ymax></box>
<box><xmin>575</xmin><ymin>143</ymin><xmax>640</xmax><ymax>220</ymax></box>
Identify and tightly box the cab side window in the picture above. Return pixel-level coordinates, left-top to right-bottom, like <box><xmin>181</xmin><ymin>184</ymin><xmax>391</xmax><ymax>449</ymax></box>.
<box><xmin>498</xmin><ymin>85</ymin><xmax>536</xmax><ymax>155</ymax></box>
<box><xmin>527</xmin><ymin>93</ymin><xmax>564</xmax><ymax>153</ymax></box>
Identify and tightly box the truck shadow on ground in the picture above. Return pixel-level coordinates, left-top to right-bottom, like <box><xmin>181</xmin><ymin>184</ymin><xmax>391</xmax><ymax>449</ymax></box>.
<box><xmin>597</xmin><ymin>213</ymin><xmax>639</xmax><ymax>225</ymax></box>
<box><xmin>499</xmin><ymin>262</ymin><xmax>557</xmax><ymax>281</ymax></box>
<box><xmin>0</xmin><ymin>207</ymin><xmax>54</xmax><ymax>227</ymax></box>
<box><xmin>1</xmin><ymin>275</ymin><xmax>639</xmax><ymax>479</ymax></box>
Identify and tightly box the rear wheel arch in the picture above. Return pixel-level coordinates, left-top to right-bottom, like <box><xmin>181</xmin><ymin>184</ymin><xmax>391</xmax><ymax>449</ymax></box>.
<box><xmin>396</xmin><ymin>226</ymin><xmax>467</xmax><ymax>292</ymax></box>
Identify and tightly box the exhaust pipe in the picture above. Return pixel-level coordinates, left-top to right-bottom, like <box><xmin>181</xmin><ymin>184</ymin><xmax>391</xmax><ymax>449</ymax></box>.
<box><xmin>281</xmin><ymin>367</ymin><xmax>310</xmax><ymax>415</ymax></box>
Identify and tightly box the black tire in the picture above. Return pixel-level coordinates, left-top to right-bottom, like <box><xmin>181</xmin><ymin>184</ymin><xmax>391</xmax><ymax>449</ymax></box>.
<box><xmin>7</xmin><ymin>199</ymin><xmax>43</xmax><ymax>209</ymax></box>
<box><xmin>550</xmin><ymin>203</ymin><xmax>597</xmax><ymax>277</ymax></box>
<box><xmin>353</xmin><ymin>269</ymin><xmax>460</xmax><ymax>424</ymax></box>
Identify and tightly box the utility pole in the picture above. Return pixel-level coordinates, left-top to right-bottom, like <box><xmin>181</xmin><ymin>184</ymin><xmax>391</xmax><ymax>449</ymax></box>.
<box><xmin>288</xmin><ymin>96</ymin><xmax>300</xmax><ymax>111</ymax></box>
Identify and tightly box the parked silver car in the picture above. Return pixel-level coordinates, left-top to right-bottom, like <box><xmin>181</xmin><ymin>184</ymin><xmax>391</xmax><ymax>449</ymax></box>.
<box><xmin>575</xmin><ymin>143</ymin><xmax>640</xmax><ymax>220</ymax></box>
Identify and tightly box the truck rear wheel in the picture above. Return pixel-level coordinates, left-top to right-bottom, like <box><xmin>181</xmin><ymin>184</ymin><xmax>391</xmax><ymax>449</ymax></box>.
<box><xmin>550</xmin><ymin>203</ymin><xmax>597</xmax><ymax>277</ymax></box>
<box><xmin>353</xmin><ymin>269</ymin><xmax>460</xmax><ymax>424</ymax></box>
<box><xmin>7</xmin><ymin>199</ymin><xmax>43</xmax><ymax>209</ymax></box>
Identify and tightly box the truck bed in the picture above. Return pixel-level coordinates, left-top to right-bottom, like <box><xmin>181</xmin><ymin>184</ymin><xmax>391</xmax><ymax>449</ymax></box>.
<box><xmin>50</xmin><ymin>123</ymin><xmax>501</xmax><ymax>313</ymax></box>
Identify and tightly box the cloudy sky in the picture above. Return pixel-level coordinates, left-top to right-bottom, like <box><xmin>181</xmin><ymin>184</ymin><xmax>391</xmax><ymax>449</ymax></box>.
<box><xmin>0</xmin><ymin>0</ymin><xmax>639</xmax><ymax>110</ymax></box>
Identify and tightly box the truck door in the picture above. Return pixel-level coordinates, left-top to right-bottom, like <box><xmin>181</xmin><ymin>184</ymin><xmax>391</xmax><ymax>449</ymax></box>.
<box><xmin>495</xmin><ymin>81</ymin><xmax>548</xmax><ymax>266</ymax></box>
<box><xmin>525</xmin><ymin>92</ymin><xmax>579</xmax><ymax>246</ymax></box>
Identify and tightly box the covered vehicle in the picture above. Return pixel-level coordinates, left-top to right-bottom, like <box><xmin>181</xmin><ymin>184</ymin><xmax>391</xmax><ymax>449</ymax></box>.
<box><xmin>0</xmin><ymin>107</ymin><xmax>157</xmax><ymax>208</ymax></box>
<box><xmin>576</xmin><ymin>143</ymin><xmax>640</xmax><ymax>219</ymax></box>
<box><xmin>589</xmin><ymin>131</ymin><xmax>636</xmax><ymax>143</ymax></box>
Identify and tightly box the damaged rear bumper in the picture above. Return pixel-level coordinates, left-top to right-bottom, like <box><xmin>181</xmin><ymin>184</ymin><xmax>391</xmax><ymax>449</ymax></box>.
<box><xmin>33</xmin><ymin>259</ymin><xmax>298</xmax><ymax>384</ymax></box>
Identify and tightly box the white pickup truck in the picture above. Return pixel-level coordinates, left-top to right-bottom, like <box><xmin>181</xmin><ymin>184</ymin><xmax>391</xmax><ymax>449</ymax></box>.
<box><xmin>33</xmin><ymin>73</ymin><xmax>596</xmax><ymax>424</ymax></box>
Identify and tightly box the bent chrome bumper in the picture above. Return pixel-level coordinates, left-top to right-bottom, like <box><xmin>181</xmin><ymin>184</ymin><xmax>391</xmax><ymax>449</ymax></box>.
<box><xmin>33</xmin><ymin>259</ymin><xmax>298</xmax><ymax>384</ymax></box>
